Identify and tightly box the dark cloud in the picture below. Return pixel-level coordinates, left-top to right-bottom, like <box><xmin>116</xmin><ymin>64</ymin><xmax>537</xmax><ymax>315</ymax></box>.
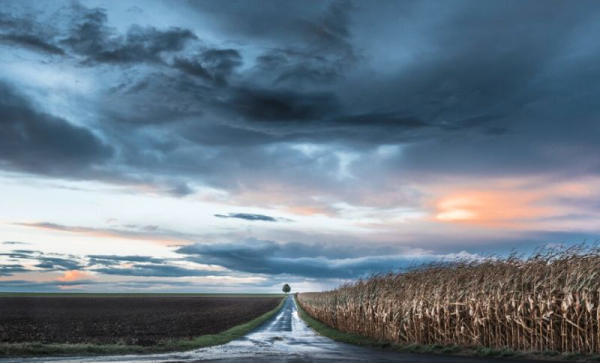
<box><xmin>188</xmin><ymin>0</ymin><xmax>356</xmax><ymax>80</ymax></box>
<box><xmin>0</xmin><ymin>8</ymin><xmax>65</xmax><ymax>55</ymax></box>
<box><xmin>0</xmin><ymin>33</ymin><xmax>65</xmax><ymax>55</ymax></box>
<box><xmin>92</xmin><ymin>264</ymin><xmax>221</xmax><ymax>277</ymax></box>
<box><xmin>62</xmin><ymin>6</ymin><xmax>197</xmax><ymax>64</ymax></box>
<box><xmin>0</xmin><ymin>81</ymin><xmax>113</xmax><ymax>176</ymax></box>
<box><xmin>202</xmin><ymin>49</ymin><xmax>242</xmax><ymax>72</ymax></box>
<box><xmin>34</xmin><ymin>257</ymin><xmax>83</xmax><ymax>271</ymax></box>
<box><xmin>180</xmin><ymin>123</ymin><xmax>278</xmax><ymax>147</ymax></box>
<box><xmin>0</xmin><ymin>11</ymin><xmax>17</xmax><ymax>28</ymax></box>
<box><xmin>1</xmin><ymin>249</ymin><xmax>83</xmax><ymax>271</ymax></box>
<box><xmin>214</xmin><ymin>213</ymin><xmax>279</xmax><ymax>222</ymax></box>
<box><xmin>0</xmin><ymin>264</ymin><xmax>29</xmax><ymax>276</ymax></box>
<box><xmin>87</xmin><ymin>255</ymin><xmax>166</xmax><ymax>266</ymax></box>
<box><xmin>0</xmin><ymin>252</ymin><xmax>35</xmax><ymax>260</ymax></box>
<box><xmin>174</xmin><ymin>48</ymin><xmax>242</xmax><ymax>86</ymax></box>
<box><xmin>11</xmin><ymin>249</ymin><xmax>38</xmax><ymax>254</ymax></box>
<box><xmin>168</xmin><ymin>182</ymin><xmax>194</xmax><ymax>197</ymax></box>
<box><xmin>59</xmin><ymin>7</ymin><xmax>109</xmax><ymax>58</ymax></box>
<box><xmin>91</xmin><ymin>26</ymin><xmax>196</xmax><ymax>64</ymax></box>
<box><xmin>342</xmin><ymin>1</ymin><xmax>600</xmax><ymax>177</ymax></box>
<box><xmin>225</xmin><ymin>87</ymin><xmax>339</xmax><ymax>123</ymax></box>
<box><xmin>2</xmin><ymin>0</ymin><xmax>567</xmax><ymax>195</ymax></box>
<box><xmin>173</xmin><ymin>57</ymin><xmax>212</xmax><ymax>81</ymax></box>
<box><xmin>176</xmin><ymin>239</ymin><xmax>433</xmax><ymax>278</ymax></box>
<box><xmin>2</xmin><ymin>241</ymin><xmax>30</xmax><ymax>245</ymax></box>
<box><xmin>0</xmin><ymin>247</ymin><xmax>218</xmax><ymax>279</ymax></box>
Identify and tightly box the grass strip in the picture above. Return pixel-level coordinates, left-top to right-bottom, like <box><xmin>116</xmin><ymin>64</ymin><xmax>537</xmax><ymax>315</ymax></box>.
<box><xmin>0</xmin><ymin>296</ymin><xmax>286</xmax><ymax>358</ymax></box>
<box><xmin>294</xmin><ymin>296</ymin><xmax>600</xmax><ymax>362</ymax></box>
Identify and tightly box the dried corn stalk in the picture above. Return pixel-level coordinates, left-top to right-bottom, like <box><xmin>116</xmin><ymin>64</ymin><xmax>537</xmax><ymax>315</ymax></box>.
<box><xmin>297</xmin><ymin>245</ymin><xmax>600</xmax><ymax>353</ymax></box>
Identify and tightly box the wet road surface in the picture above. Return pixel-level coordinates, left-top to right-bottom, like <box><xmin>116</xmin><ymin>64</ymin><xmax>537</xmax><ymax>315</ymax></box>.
<box><xmin>3</xmin><ymin>296</ymin><xmax>541</xmax><ymax>362</ymax></box>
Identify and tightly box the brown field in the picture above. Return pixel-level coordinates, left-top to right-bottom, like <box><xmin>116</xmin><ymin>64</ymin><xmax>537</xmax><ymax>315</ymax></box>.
<box><xmin>297</xmin><ymin>245</ymin><xmax>600</xmax><ymax>354</ymax></box>
<box><xmin>0</xmin><ymin>295</ymin><xmax>282</xmax><ymax>345</ymax></box>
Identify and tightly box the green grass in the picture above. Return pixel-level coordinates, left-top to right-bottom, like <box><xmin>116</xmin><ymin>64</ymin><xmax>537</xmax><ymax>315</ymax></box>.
<box><xmin>294</xmin><ymin>295</ymin><xmax>600</xmax><ymax>362</ymax></box>
<box><xmin>0</xmin><ymin>296</ymin><xmax>286</xmax><ymax>357</ymax></box>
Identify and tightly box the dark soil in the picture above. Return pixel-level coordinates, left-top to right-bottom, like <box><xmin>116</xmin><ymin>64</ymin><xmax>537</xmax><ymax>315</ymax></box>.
<box><xmin>0</xmin><ymin>296</ymin><xmax>281</xmax><ymax>345</ymax></box>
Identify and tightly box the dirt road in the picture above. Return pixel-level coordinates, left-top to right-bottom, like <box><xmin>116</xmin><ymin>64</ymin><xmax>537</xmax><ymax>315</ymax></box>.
<box><xmin>3</xmin><ymin>296</ymin><xmax>540</xmax><ymax>362</ymax></box>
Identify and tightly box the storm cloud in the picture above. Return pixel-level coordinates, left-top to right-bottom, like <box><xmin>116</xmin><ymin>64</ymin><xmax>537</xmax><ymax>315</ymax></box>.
<box><xmin>0</xmin><ymin>82</ymin><xmax>113</xmax><ymax>176</ymax></box>
<box><xmin>61</xmin><ymin>6</ymin><xmax>197</xmax><ymax>64</ymax></box>
<box><xmin>0</xmin><ymin>33</ymin><xmax>65</xmax><ymax>55</ymax></box>
<box><xmin>176</xmin><ymin>239</ymin><xmax>471</xmax><ymax>278</ymax></box>
<box><xmin>2</xmin><ymin>0</ymin><xmax>598</xmax><ymax>191</ymax></box>
<box><xmin>215</xmin><ymin>213</ymin><xmax>280</xmax><ymax>222</ymax></box>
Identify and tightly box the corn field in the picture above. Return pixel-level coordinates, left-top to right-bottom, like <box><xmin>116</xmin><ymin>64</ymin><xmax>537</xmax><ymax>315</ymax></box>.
<box><xmin>297</xmin><ymin>245</ymin><xmax>600</xmax><ymax>354</ymax></box>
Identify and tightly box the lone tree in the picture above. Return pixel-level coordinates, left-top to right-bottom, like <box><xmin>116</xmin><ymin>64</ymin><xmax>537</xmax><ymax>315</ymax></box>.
<box><xmin>282</xmin><ymin>284</ymin><xmax>291</xmax><ymax>294</ymax></box>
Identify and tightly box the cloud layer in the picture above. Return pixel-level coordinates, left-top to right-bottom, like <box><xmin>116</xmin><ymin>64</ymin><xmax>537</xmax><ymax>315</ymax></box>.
<box><xmin>1</xmin><ymin>0</ymin><xmax>597</xmax><ymax>196</ymax></box>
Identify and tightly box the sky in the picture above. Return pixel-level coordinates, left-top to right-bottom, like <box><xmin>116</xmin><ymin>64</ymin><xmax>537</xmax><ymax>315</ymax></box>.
<box><xmin>1</xmin><ymin>0</ymin><xmax>600</xmax><ymax>293</ymax></box>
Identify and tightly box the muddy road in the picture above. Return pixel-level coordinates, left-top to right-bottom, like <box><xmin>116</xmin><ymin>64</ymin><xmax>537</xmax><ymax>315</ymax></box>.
<box><xmin>3</xmin><ymin>296</ymin><xmax>540</xmax><ymax>362</ymax></box>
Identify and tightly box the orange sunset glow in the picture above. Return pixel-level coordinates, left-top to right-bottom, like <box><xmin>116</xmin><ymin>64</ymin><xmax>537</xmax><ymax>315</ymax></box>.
<box><xmin>57</xmin><ymin>270</ymin><xmax>92</xmax><ymax>282</ymax></box>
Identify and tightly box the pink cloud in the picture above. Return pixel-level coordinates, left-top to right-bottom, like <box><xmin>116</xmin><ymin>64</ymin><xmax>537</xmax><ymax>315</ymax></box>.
<box><xmin>56</xmin><ymin>270</ymin><xmax>91</xmax><ymax>282</ymax></box>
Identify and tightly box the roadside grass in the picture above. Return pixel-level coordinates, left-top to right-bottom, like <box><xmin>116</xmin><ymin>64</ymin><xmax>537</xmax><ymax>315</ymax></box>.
<box><xmin>0</xmin><ymin>296</ymin><xmax>286</xmax><ymax>357</ymax></box>
<box><xmin>294</xmin><ymin>295</ymin><xmax>600</xmax><ymax>362</ymax></box>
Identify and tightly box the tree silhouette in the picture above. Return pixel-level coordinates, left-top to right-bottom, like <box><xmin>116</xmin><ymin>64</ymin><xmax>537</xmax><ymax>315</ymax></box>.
<box><xmin>282</xmin><ymin>284</ymin><xmax>291</xmax><ymax>294</ymax></box>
